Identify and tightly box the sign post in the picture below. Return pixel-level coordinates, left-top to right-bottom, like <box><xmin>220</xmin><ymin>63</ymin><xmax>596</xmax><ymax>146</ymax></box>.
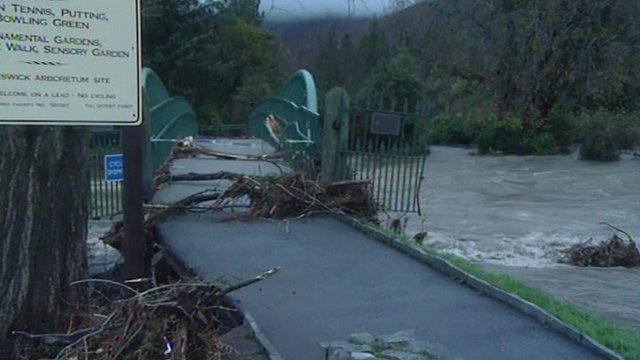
<box><xmin>122</xmin><ymin>126</ymin><xmax>146</xmax><ymax>279</ymax></box>
<box><xmin>0</xmin><ymin>1</ymin><xmax>145</xmax><ymax>278</ymax></box>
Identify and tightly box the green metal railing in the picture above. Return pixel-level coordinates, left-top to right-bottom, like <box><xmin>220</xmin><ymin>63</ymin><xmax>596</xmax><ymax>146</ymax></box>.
<box><xmin>247</xmin><ymin>70</ymin><xmax>321</xmax><ymax>173</ymax></box>
<box><xmin>141</xmin><ymin>69</ymin><xmax>199</xmax><ymax>189</ymax></box>
<box><xmin>90</xmin><ymin>129</ymin><xmax>123</xmax><ymax>219</ymax></box>
<box><xmin>200</xmin><ymin>124</ymin><xmax>247</xmax><ymax>137</ymax></box>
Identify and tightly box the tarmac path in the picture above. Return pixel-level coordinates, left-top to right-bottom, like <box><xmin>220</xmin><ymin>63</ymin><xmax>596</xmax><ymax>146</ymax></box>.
<box><xmin>153</xmin><ymin>139</ymin><xmax>605</xmax><ymax>359</ymax></box>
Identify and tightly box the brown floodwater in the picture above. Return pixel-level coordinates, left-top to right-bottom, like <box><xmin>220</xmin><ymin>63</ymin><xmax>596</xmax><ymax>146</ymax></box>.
<box><xmin>403</xmin><ymin>146</ymin><xmax>640</xmax><ymax>267</ymax></box>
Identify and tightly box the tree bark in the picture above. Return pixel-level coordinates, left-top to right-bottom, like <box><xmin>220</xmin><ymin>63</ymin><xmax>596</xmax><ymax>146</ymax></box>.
<box><xmin>496</xmin><ymin>0</ymin><xmax>519</xmax><ymax>118</ymax></box>
<box><xmin>0</xmin><ymin>126</ymin><xmax>89</xmax><ymax>341</ymax></box>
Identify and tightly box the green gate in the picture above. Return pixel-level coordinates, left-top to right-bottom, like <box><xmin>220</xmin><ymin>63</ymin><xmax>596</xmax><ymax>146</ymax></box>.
<box><xmin>336</xmin><ymin>96</ymin><xmax>428</xmax><ymax>214</ymax></box>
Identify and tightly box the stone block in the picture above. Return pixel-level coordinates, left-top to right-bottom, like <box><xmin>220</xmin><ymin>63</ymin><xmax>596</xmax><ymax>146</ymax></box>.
<box><xmin>380</xmin><ymin>349</ymin><xmax>423</xmax><ymax>360</ymax></box>
<box><xmin>376</xmin><ymin>330</ymin><xmax>415</xmax><ymax>349</ymax></box>
<box><xmin>406</xmin><ymin>339</ymin><xmax>430</xmax><ymax>353</ymax></box>
<box><xmin>350</xmin><ymin>352</ymin><xmax>376</xmax><ymax>360</ymax></box>
<box><xmin>323</xmin><ymin>340</ymin><xmax>373</xmax><ymax>355</ymax></box>
<box><xmin>328</xmin><ymin>348</ymin><xmax>352</xmax><ymax>360</ymax></box>
<box><xmin>350</xmin><ymin>332</ymin><xmax>376</xmax><ymax>345</ymax></box>
<box><xmin>424</xmin><ymin>342</ymin><xmax>449</xmax><ymax>359</ymax></box>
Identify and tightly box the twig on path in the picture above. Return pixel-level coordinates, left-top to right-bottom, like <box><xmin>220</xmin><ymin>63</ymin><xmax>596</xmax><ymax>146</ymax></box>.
<box><xmin>70</xmin><ymin>279</ymin><xmax>140</xmax><ymax>295</ymax></box>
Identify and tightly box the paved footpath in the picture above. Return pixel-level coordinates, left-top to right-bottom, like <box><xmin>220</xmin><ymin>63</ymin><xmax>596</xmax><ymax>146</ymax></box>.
<box><xmin>153</xmin><ymin>139</ymin><xmax>605</xmax><ymax>359</ymax></box>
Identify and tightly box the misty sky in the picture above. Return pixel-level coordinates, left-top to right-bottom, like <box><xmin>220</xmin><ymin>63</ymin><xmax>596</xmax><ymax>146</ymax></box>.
<box><xmin>260</xmin><ymin>0</ymin><xmax>390</xmax><ymax>21</ymax></box>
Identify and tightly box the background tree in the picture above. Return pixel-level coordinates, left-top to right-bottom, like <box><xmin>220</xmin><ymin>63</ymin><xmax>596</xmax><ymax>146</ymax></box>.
<box><xmin>142</xmin><ymin>0</ymin><xmax>287</xmax><ymax>124</ymax></box>
<box><xmin>338</xmin><ymin>32</ymin><xmax>355</xmax><ymax>88</ymax></box>
<box><xmin>311</xmin><ymin>18</ymin><xmax>390</xmax><ymax>97</ymax></box>
<box><xmin>217</xmin><ymin>18</ymin><xmax>287</xmax><ymax>122</ymax></box>
<box><xmin>314</xmin><ymin>26</ymin><xmax>342</xmax><ymax>92</ymax></box>
<box><xmin>354</xmin><ymin>19</ymin><xmax>390</xmax><ymax>86</ymax></box>
<box><xmin>357</xmin><ymin>49</ymin><xmax>423</xmax><ymax>108</ymax></box>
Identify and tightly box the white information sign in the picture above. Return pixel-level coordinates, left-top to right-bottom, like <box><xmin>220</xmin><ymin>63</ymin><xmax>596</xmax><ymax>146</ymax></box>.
<box><xmin>0</xmin><ymin>0</ymin><xmax>141</xmax><ymax>125</ymax></box>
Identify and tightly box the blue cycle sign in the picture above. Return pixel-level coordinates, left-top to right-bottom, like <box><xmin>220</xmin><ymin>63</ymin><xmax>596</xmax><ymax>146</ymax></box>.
<box><xmin>104</xmin><ymin>154</ymin><xmax>123</xmax><ymax>182</ymax></box>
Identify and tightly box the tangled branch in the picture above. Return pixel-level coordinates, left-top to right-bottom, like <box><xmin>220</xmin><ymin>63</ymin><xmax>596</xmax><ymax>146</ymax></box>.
<box><xmin>103</xmin><ymin>171</ymin><xmax>377</xmax><ymax>248</ymax></box>
<box><xmin>14</xmin><ymin>268</ymin><xmax>280</xmax><ymax>359</ymax></box>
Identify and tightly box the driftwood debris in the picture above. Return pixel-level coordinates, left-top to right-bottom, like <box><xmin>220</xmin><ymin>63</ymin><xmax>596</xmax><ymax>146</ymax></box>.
<box><xmin>151</xmin><ymin>137</ymin><xmax>285</xmax><ymax>190</ymax></box>
<box><xmin>161</xmin><ymin>137</ymin><xmax>285</xmax><ymax>166</ymax></box>
<box><xmin>12</xmin><ymin>268</ymin><xmax>279</xmax><ymax>359</ymax></box>
<box><xmin>155</xmin><ymin>171</ymin><xmax>247</xmax><ymax>188</ymax></box>
<box><xmin>171</xmin><ymin>142</ymin><xmax>284</xmax><ymax>161</ymax></box>
<box><xmin>104</xmin><ymin>172</ymin><xmax>376</xmax><ymax>248</ymax></box>
<box><xmin>215</xmin><ymin>172</ymin><xmax>376</xmax><ymax>221</ymax></box>
<box><xmin>102</xmin><ymin>189</ymin><xmax>222</xmax><ymax>248</ymax></box>
<box><xmin>563</xmin><ymin>223</ymin><xmax>640</xmax><ymax>268</ymax></box>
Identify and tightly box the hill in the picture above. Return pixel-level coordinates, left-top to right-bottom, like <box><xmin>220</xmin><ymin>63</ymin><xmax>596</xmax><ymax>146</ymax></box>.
<box><xmin>265</xmin><ymin>17</ymin><xmax>369</xmax><ymax>70</ymax></box>
<box><xmin>274</xmin><ymin>0</ymin><xmax>640</xmax><ymax>159</ymax></box>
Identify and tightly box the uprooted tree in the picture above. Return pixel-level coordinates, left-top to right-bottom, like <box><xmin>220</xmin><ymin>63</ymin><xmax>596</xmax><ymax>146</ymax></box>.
<box><xmin>0</xmin><ymin>127</ymin><xmax>90</xmax><ymax>342</ymax></box>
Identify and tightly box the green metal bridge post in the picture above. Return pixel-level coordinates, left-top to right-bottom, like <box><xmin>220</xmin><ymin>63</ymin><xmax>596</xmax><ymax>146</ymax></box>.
<box><xmin>321</xmin><ymin>87</ymin><xmax>350</xmax><ymax>182</ymax></box>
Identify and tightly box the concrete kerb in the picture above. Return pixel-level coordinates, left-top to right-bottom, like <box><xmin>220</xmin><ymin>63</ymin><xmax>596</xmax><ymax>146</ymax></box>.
<box><xmin>153</xmin><ymin>228</ymin><xmax>286</xmax><ymax>360</ymax></box>
<box><xmin>243</xmin><ymin>311</ymin><xmax>285</xmax><ymax>360</ymax></box>
<box><xmin>335</xmin><ymin>214</ymin><xmax>623</xmax><ymax>360</ymax></box>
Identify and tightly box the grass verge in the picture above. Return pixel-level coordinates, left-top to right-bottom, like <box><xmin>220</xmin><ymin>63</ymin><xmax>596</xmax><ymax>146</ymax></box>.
<box><xmin>370</xmin><ymin>224</ymin><xmax>640</xmax><ymax>359</ymax></box>
<box><xmin>439</xmin><ymin>253</ymin><xmax>640</xmax><ymax>360</ymax></box>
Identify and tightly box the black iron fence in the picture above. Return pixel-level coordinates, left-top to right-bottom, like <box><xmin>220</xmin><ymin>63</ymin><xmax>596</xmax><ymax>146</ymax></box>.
<box><xmin>90</xmin><ymin>129</ymin><xmax>122</xmax><ymax>219</ymax></box>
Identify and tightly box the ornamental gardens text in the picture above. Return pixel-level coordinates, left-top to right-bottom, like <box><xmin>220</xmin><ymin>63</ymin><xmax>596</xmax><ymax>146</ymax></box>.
<box><xmin>0</xmin><ymin>3</ymin><xmax>131</xmax><ymax>58</ymax></box>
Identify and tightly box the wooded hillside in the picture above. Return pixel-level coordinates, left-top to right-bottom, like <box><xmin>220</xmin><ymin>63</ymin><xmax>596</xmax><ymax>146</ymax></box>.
<box><xmin>297</xmin><ymin>0</ymin><xmax>640</xmax><ymax>159</ymax></box>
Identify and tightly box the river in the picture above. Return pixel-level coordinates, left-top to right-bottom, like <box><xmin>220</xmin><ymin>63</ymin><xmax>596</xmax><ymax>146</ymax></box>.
<box><xmin>405</xmin><ymin>146</ymin><xmax>640</xmax><ymax>268</ymax></box>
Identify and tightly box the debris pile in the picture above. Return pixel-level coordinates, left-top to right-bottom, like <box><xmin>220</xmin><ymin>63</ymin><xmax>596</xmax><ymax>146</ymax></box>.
<box><xmin>563</xmin><ymin>223</ymin><xmax>640</xmax><ymax>268</ymax></box>
<box><xmin>13</xmin><ymin>268</ymin><xmax>278</xmax><ymax>359</ymax></box>
<box><xmin>105</xmin><ymin>172</ymin><xmax>376</xmax><ymax>248</ymax></box>
<box><xmin>154</xmin><ymin>139</ymin><xmax>377</xmax><ymax>220</ymax></box>
<box><xmin>219</xmin><ymin>173</ymin><xmax>377</xmax><ymax>221</ymax></box>
<box><xmin>155</xmin><ymin>171</ymin><xmax>377</xmax><ymax>221</ymax></box>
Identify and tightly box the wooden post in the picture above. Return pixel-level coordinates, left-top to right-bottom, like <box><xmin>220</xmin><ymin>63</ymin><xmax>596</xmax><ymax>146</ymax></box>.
<box><xmin>321</xmin><ymin>87</ymin><xmax>350</xmax><ymax>182</ymax></box>
<box><xmin>122</xmin><ymin>125</ymin><xmax>147</xmax><ymax>279</ymax></box>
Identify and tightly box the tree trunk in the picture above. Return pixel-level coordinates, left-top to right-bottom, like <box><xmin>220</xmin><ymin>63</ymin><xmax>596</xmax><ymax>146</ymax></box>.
<box><xmin>496</xmin><ymin>0</ymin><xmax>519</xmax><ymax>118</ymax></box>
<box><xmin>0</xmin><ymin>126</ymin><xmax>89</xmax><ymax>341</ymax></box>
